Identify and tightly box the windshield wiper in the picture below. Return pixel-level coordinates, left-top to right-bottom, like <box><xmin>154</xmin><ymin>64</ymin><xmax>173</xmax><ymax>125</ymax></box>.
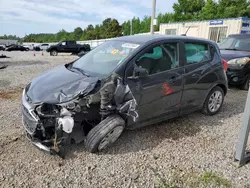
<box><xmin>71</xmin><ymin>67</ymin><xmax>90</xmax><ymax>77</ymax></box>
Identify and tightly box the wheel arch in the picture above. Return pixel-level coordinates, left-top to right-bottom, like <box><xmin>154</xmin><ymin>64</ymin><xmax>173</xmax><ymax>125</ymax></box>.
<box><xmin>216</xmin><ymin>83</ymin><xmax>228</xmax><ymax>96</ymax></box>
<box><xmin>201</xmin><ymin>83</ymin><xmax>227</xmax><ymax>107</ymax></box>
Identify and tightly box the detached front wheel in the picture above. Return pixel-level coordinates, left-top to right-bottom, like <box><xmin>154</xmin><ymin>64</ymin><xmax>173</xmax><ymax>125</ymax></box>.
<box><xmin>202</xmin><ymin>86</ymin><xmax>224</xmax><ymax>115</ymax></box>
<box><xmin>85</xmin><ymin>115</ymin><xmax>125</xmax><ymax>153</ymax></box>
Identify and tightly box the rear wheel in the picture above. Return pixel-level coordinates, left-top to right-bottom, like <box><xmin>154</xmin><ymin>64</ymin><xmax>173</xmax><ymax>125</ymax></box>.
<box><xmin>201</xmin><ymin>86</ymin><xmax>224</xmax><ymax>115</ymax></box>
<box><xmin>239</xmin><ymin>76</ymin><xmax>249</xmax><ymax>91</ymax></box>
<box><xmin>50</xmin><ymin>50</ymin><xmax>58</xmax><ymax>56</ymax></box>
<box><xmin>85</xmin><ymin>115</ymin><xmax>125</xmax><ymax>153</ymax></box>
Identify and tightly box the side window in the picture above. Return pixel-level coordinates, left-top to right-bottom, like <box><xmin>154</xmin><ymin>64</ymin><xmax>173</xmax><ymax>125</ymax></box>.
<box><xmin>61</xmin><ymin>42</ymin><xmax>66</xmax><ymax>46</ymax></box>
<box><xmin>135</xmin><ymin>43</ymin><xmax>178</xmax><ymax>75</ymax></box>
<box><xmin>185</xmin><ymin>43</ymin><xmax>210</xmax><ymax>64</ymax></box>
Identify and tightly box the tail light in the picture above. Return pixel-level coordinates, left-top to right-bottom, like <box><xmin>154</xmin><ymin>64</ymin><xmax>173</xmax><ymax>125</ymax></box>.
<box><xmin>222</xmin><ymin>59</ymin><xmax>228</xmax><ymax>72</ymax></box>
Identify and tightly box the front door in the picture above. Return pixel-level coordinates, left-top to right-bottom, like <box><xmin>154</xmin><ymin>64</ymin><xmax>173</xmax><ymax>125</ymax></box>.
<box><xmin>126</xmin><ymin>41</ymin><xmax>184</xmax><ymax>128</ymax></box>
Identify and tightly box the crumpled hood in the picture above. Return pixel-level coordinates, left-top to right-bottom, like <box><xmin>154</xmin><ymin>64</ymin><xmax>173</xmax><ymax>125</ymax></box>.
<box><xmin>220</xmin><ymin>50</ymin><xmax>250</xmax><ymax>61</ymax></box>
<box><xmin>26</xmin><ymin>65</ymin><xmax>99</xmax><ymax>104</ymax></box>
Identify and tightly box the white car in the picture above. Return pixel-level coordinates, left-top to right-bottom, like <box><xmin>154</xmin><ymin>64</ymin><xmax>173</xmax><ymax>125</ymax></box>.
<box><xmin>34</xmin><ymin>43</ymin><xmax>50</xmax><ymax>51</ymax></box>
<box><xmin>39</xmin><ymin>43</ymin><xmax>50</xmax><ymax>50</ymax></box>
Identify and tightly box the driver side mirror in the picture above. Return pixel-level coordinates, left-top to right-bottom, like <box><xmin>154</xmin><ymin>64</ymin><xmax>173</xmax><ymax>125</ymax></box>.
<box><xmin>128</xmin><ymin>66</ymin><xmax>148</xmax><ymax>80</ymax></box>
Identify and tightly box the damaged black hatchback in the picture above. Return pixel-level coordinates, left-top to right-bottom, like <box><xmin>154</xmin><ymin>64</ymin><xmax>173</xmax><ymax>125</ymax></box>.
<box><xmin>21</xmin><ymin>35</ymin><xmax>228</xmax><ymax>157</ymax></box>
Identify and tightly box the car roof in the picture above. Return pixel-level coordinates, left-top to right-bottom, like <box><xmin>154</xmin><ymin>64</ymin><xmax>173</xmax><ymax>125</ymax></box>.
<box><xmin>228</xmin><ymin>34</ymin><xmax>250</xmax><ymax>38</ymax></box>
<box><xmin>112</xmin><ymin>34</ymin><xmax>216</xmax><ymax>45</ymax></box>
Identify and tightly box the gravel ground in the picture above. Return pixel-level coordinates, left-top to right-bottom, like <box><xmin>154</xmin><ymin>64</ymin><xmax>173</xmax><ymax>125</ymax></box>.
<box><xmin>0</xmin><ymin>51</ymin><xmax>250</xmax><ymax>188</ymax></box>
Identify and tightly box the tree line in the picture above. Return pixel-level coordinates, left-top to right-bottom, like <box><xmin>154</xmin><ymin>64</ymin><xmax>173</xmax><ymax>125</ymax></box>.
<box><xmin>1</xmin><ymin>0</ymin><xmax>249</xmax><ymax>43</ymax></box>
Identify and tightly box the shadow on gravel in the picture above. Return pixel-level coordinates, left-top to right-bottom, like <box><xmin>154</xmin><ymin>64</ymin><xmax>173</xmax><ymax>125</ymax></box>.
<box><xmin>0</xmin><ymin>61</ymin><xmax>49</xmax><ymax>66</ymax></box>
<box><xmin>221</xmin><ymin>87</ymin><xmax>247</xmax><ymax>117</ymax></box>
<box><xmin>36</xmin><ymin>87</ymin><xmax>246</xmax><ymax>159</ymax></box>
<box><xmin>67</xmin><ymin>116</ymin><xmax>202</xmax><ymax>157</ymax></box>
<box><xmin>67</xmin><ymin>88</ymin><xmax>248</xmax><ymax>157</ymax></box>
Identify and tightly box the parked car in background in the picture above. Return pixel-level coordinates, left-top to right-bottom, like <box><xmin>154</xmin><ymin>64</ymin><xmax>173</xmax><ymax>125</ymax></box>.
<box><xmin>21</xmin><ymin>35</ymin><xmax>228</xmax><ymax>157</ymax></box>
<box><xmin>219</xmin><ymin>34</ymin><xmax>250</xmax><ymax>90</ymax></box>
<box><xmin>0</xmin><ymin>45</ymin><xmax>5</xmax><ymax>51</ymax></box>
<box><xmin>5</xmin><ymin>44</ymin><xmax>29</xmax><ymax>51</ymax></box>
<box><xmin>46</xmin><ymin>40</ymin><xmax>91</xmax><ymax>56</ymax></box>
<box><xmin>33</xmin><ymin>43</ymin><xmax>50</xmax><ymax>51</ymax></box>
<box><xmin>22</xmin><ymin>45</ymin><xmax>33</xmax><ymax>51</ymax></box>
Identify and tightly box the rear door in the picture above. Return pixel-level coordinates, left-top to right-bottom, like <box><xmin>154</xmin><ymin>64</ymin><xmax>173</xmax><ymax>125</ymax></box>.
<box><xmin>126</xmin><ymin>40</ymin><xmax>184</xmax><ymax>128</ymax></box>
<box><xmin>58</xmin><ymin>41</ymin><xmax>67</xmax><ymax>52</ymax></box>
<box><xmin>67</xmin><ymin>41</ymin><xmax>78</xmax><ymax>52</ymax></box>
<box><xmin>64</xmin><ymin>41</ymin><xmax>75</xmax><ymax>52</ymax></box>
<box><xmin>181</xmin><ymin>40</ymin><xmax>214</xmax><ymax>114</ymax></box>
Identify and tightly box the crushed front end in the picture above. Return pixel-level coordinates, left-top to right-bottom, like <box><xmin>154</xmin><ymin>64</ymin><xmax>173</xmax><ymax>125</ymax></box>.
<box><xmin>21</xmin><ymin>88</ymin><xmax>79</xmax><ymax>157</ymax></box>
<box><xmin>21</xmin><ymin>74</ymin><xmax>138</xmax><ymax>158</ymax></box>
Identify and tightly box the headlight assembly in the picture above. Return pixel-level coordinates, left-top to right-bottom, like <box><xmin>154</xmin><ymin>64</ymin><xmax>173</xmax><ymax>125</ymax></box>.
<box><xmin>228</xmin><ymin>57</ymin><xmax>250</xmax><ymax>68</ymax></box>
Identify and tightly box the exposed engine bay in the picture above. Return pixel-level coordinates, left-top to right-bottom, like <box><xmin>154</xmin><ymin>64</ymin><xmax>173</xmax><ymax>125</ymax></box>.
<box><xmin>22</xmin><ymin>73</ymin><xmax>138</xmax><ymax>158</ymax></box>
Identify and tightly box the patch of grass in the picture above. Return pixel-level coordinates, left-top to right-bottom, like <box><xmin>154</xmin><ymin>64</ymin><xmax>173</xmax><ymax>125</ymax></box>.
<box><xmin>201</xmin><ymin>171</ymin><xmax>231</xmax><ymax>188</ymax></box>
<box><xmin>153</xmin><ymin>167</ymin><xmax>232</xmax><ymax>188</ymax></box>
<box><xmin>0</xmin><ymin>87</ymin><xmax>23</xmax><ymax>100</ymax></box>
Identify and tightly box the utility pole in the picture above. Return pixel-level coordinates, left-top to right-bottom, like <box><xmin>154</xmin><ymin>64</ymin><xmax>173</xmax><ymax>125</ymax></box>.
<box><xmin>150</xmin><ymin>0</ymin><xmax>156</xmax><ymax>34</ymax></box>
<box><xmin>235</xmin><ymin>83</ymin><xmax>250</xmax><ymax>166</ymax></box>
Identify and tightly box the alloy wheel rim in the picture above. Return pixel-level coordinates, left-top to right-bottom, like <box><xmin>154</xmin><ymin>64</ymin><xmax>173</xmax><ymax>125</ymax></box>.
<box><xmin>208</xmin><ymin>91</ymin><xmax>223</xmax><ymax>112</ymax></box>
<box><xmin>98</xmin><ymin>126</ymin><xmax>123</xmax><ymax>151</ymax></box>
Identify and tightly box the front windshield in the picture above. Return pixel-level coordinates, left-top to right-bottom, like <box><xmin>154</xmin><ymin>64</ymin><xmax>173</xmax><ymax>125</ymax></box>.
<box><xmin>218</xmin><ymin>37</ymin><xmax>250</xmax><ymax>51</ymax></box>
<box><xmin>72</xmin><ymin>40</ymin><xmax>140</xmax><ymax>76</ymax></box>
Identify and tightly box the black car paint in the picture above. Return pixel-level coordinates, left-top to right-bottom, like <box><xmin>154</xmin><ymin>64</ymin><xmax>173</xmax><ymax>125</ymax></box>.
<box><xmin>26</xmin><ymin>65</ymin><xmax>99</xmax><ymax>104</ymax></box>
<box><xmin>220</xmin><ymin>34</ymin><xmax>250</xmax><ymax>86</ymax></box>
<box><xmin>22</xmin><ymin>35</ymin><xmax>227</xmax><ymax>156</ymax></box>
<box><xmin>122</xmin><ymin>38</ymin><xmax>227</xmax><ymax>129</ymax></box>
<box><xmin>5</xmin><ymin>45</ymin><xmax>29</xmax><ymax>51</ymax></box>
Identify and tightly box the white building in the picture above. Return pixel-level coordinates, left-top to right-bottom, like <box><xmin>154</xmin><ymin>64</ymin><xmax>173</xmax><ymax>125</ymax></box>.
<box><xmin>159</xmin><ymin>17</ymin><xmax>250</xmax><ymax>43</ymax></box>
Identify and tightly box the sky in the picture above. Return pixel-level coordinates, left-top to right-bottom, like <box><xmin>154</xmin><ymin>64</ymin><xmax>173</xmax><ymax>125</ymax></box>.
<box><xmin>0</xmin><ymin>0</ymin><xmax>177</xmax><ymax>37</ymax></box>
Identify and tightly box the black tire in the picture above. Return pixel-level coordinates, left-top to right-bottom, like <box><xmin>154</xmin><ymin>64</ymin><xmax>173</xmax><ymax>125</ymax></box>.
<box><xmin>50</xmin><ymin>50</ymin><xmax>58</xmax><ymax>56</ymax></box>
<box><xmin>85</xmin><ymin>115</ymin><xmax>125</xmax><ymax>153</ymax></box>
<box><xmin>239</xmin><ymin>76</ymin><xmax>249</xmax><ymax>91</ymax></box>
<box><xmin>201</xmin><ymin>86</ymin><xmax>225</xmax><ymax>115</ymax></box>
<box><xmin>79</xmin><ymin>48</ymin><xmax>85</xmax><ymax>53</ymax></box>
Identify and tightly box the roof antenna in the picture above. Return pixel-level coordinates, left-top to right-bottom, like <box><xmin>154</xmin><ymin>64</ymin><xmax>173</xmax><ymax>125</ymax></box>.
<box><xmin>181</xmin><ymin>26</ymin><xmax>191</xmax><ymax>36</ymax></box>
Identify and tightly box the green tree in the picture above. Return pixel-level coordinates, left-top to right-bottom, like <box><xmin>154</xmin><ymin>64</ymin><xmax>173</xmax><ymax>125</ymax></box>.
<box><xmin>100</xmin><ymin>18</ymin><xmax>122</xmax><ymax>38</ymax></box>
<box><xmin>72</xmin><ymin>27</ymin><xmax>83</xmax><ymax>40</ymax></box>
<box><xmin>56</xmin><ymin>29</ymin><xmax>68</xmax><ymax>41</ymax></box>
<box><xmin>139</xmin><ymin>16</ymin><xmax>151</xmax><ymax>33</ymax></box>
<box><xmin>122</xmin><ymin>21</ymin><xmax>131</xmax><ymax>35</ymax></box>
<box><xmin>173</xmin><ymin>0</ymin><xmax>205</xmax><ymax>21</ymax></box>
<box><xmin>132</xmin><ymin>17</ymin><xmax>141</xmax><ymax>34</ymax></box>
<box><xmin>156</xmin><ymin>13</ymin><xmax>174</xmax><ymax>31</ymax></box>
<box><xmin>217</xmin><ymin>0</ymin><xmax>250</xmax><ymax>18</ymax></box>
<box><xmin>199</xmin><ymin>0</ymin><xmax>218</xmax><ymax>20</ymax></box>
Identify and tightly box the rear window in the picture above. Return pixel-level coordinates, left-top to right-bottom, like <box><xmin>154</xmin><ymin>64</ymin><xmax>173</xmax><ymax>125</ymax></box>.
<box><xmin>185</xmin><ymin>43</ymin><xmax>211</xmax><ymax>64</ymax></box>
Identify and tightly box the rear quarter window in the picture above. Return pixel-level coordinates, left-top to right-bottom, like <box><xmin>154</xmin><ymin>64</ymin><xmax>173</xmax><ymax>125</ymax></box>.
<box><xmin>185</xmin><ymin>42</ymin><xmax>211</xmax><ymax>64</ymax></box>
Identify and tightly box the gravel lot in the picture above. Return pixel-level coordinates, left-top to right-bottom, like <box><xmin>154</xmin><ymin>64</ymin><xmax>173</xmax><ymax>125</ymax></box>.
<box><xmin>0</xmin><ymin>51</ymin><xmax>250</xmax><ymax>188</ymax></box>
